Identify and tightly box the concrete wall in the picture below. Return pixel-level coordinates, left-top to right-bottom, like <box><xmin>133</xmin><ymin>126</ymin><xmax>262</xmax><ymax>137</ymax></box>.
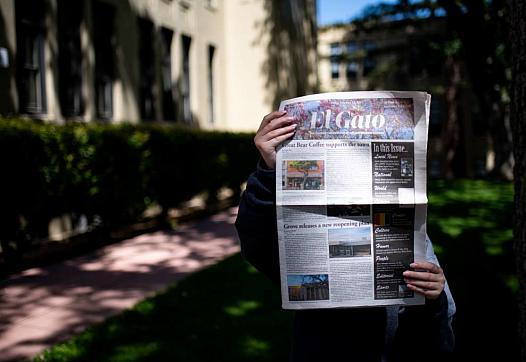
<box><xmin>222</xmin><ymin>0</ymin><xmax>272</xmax><ymax>131</ymax></box>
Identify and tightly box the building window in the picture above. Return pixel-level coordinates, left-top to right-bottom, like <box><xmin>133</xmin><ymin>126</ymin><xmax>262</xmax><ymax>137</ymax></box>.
<box><xmin>181</xmin><ymin>35</ymin><xmax>192</xmax><ymax>123</ymax></box>
<box><xmin>330</xmin><ymin>42</ymin><xmax>341</xmax><ymax>80</ymax></box>
<box><xmin>346</xmin><ymin>62</ymin><xmax>358</xmax><ymax>80</ymax></box>
<box><xmin>363</xmin><ymin>41</ymin><xmax>376</xmax><ymax>52</ymax></box>
<box><xmin>138</xmin><ymin>18</ymin><xmax>155</xmax><ymax>121</ymax></box>
<box><xmin>346</xmin><ymin>41</ymin><xmax>359</xmax><ymax>54</ymax></box>
<box><xmin>15</xmin><ymin>0</ymin><xmax>47</xmax><ymax>115</ymax></box>
<box><xmin>331</xmin><ymin>61</ymin><xmax>339</xmax><ymax>79</ymax></box>
<box><xmin>93</xmin><ymin>1</ymin><xmax>115</xmax><ymax>121</ymax></box>
<box><xmin>329</xmin><ymin>42</ymin><xmax>341</xmax><ymax>56</ymax></box>
<box><xmin>205</xmin><ymin>0</ymin><xmax>218</xmax><ymax>10</ymax></box>
<box><xmin>138</xmin><ymin>18</ymin><xmax>155</xmax><ymax>120</ymax></box>
<box><xmin>362</xmin><ymin>41</ymin><xmax>376</xmax><ymax>77</ymax></box>
<box><xmin>161</xmin><ymin>27</ymin><xmax>175</xmax><ymax>121</ymax></box>
<box><xmin>208</xmin><ymin>45</ymin><xmax>215</xmax><ymax>124</ymax></box>
<box><xmin>363</xmin><ymin>58</ymin><xmax>376</xmax><ymax>76</ymax></box>
<box><xmin>58</xmin><ymin>0</ymin><xmax>84</xmax><ymax>119</ymax></box>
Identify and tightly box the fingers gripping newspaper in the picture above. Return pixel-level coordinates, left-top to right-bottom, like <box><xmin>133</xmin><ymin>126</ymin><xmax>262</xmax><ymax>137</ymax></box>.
<box><xmin>276</xmin><ymin>91</ymin><xmax>430</xmax><ymax>309</ymax></box>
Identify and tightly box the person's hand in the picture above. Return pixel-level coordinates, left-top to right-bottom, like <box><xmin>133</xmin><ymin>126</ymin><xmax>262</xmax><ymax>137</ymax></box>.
<box><xmin>254</xmin><ymin>110</ymin><xmax>297</xmax><ymax>169</ymax></box>
<box><xmin>403</xmin><ymin>262</ymin><xmax>445</xmax><ymax>300</ymax></box>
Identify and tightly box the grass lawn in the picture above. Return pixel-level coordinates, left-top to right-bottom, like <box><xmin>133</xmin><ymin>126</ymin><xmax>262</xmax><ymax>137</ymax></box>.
<box><xmin>35</xmin><ymin>253</ymin><xmax>292</xmax><ymax>362</ymax></box>
<box><xmin>427</xmin><ymin>179</ymin><xmax>518</xmax><ymax>362</ymax></box>
<box><xmin>35</xmin><ymin>179</ymin><xmax>517</xmax><ymax>362</ymax></box>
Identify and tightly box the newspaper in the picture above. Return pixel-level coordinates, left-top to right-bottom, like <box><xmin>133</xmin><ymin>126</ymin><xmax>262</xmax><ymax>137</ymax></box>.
<box><xmin>276</xmin><ymin>91</ymin><xmax>430</xmax><ymax>309</ymax></box>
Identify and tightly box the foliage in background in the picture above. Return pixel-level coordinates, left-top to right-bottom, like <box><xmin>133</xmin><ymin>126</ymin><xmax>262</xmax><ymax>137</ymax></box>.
<box><xmin>0</xmin><ymin>118</ymin><xmax>258</xmax><ymax>259</ymax></box>
<box><xmin>352</xmin><ymin>0</ymin><xmax>512</xmax><ymax>178</ymax></box>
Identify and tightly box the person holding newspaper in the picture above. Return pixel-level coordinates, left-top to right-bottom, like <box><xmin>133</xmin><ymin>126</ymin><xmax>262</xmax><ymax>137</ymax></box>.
<box><xmin>235</xmin><ymin>110</ymin><xmax>456</xmax><ymax>362</ymax></box>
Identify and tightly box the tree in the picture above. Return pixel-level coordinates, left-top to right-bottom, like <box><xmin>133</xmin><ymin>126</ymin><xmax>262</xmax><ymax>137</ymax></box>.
<box><xmin>351</xmin><ymin>0</ymin><xmax>512</xmax><ymax>178</ymax></box>
<box><xmin>349</xmin><ymin>1</ymin><xmax>468</xmax><ymax>178</ymax></box>
<box><xmin>437</xmin><ymin>0</ymin><xmax>512</xmax><ymax>179</ymax></box>
<box><xmin>289</xmin><ymin>160</ymin><xmax>318</xmax><ymax>189</ymax></box>
<box><xmin>302</xmin><ymin>274</ymin><xmax>328</xmax><ymax>287</ymax></box>
<box><xmin>509</xmin><ymin>0</ymin><xmax>526</xmax><ymax>359</ymax></box>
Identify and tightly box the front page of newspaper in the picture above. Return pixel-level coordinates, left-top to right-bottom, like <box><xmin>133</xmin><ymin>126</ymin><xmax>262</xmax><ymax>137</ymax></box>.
<box><xmin>276</xmin><ymin>91</ymin><xmax>430</xmax><ymax>309</ymax></box>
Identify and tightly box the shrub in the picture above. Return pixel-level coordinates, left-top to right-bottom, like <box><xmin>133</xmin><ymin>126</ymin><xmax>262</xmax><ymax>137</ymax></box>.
<box><xmin>0</xmin><ymin>118</ymin><xmax>258</xmax><ymax>257</ymax></box>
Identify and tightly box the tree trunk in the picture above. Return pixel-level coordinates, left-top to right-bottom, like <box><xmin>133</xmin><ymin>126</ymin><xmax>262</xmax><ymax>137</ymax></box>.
<box><xmin>439</xmin><ymin>0</ymin><xmax>513</xmax><ymax>178</ymax></box>
<box><xmin>301</xmin><ymin>172</ymin><xmax>308</xmax><ymax>189</ymax></box>
<box><xmin>509</xmin><ymin>0</ymin><xmax>526</xmax><ymax>359</ymax></box>
<box><xmin>442</xmin><ymin>57</ymin><xmax>462</xmax><ymax>179</ymax></box>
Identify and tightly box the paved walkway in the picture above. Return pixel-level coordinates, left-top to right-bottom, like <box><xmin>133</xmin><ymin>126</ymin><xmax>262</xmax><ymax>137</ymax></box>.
<box><xmin>0</xmin><ymin>208</ymin><xmax>240</xmax><ymax>362</ymax></box>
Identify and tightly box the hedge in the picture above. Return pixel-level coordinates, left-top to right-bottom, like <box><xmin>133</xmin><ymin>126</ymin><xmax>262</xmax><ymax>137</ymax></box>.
<box><xmin>0</xmin><ymin>118</ymin><xmax>258</xmax><ymax>256</ymax></box>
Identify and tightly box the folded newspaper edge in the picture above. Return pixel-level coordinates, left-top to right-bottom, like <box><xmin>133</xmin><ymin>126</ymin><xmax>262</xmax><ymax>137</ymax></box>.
<box><xmin>275</xmin><ymin>91</ymin><xmax>430</xmax><ymax>310</ymax></box>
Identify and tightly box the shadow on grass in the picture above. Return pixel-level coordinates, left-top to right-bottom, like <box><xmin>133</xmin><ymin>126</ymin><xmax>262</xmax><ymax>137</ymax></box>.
<box><xmin>35</xmin><ymin>253</ymin><xmax>292</xmax><ymax>362</ymax></box>
<box><xmin>35</xmin><ymin>179</ymin><xmax>518</xmax><ymax>362</ymax></box>
<box><xmin>428</xmin><ymin>179</ymin><xmax>518</xmax><ymax>362</ymax></box>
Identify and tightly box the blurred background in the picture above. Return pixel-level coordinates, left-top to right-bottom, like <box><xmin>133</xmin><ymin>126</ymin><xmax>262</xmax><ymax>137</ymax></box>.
<box><xmin>0</xmin><ymin>0</ymin><xmax>518</xmax><ymax>361</ymax></box>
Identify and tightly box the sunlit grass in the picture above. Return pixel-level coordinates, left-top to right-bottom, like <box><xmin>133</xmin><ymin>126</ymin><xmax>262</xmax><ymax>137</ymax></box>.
<box><xmin>35</xmin><ymin>253</ymin><xmax>291</xmax><ymax>362</ymax></box>
<box><xmin>428</xmin><ymin>179</ymin><xmax>513</xmax><ymax>257</ymax></box>
<box><xmin>240</xmin><ymin>336</ymin><xmax>271</xmax><ymax>357</ymax></box>
<box><xmin>427</xmin><ymin>179</ymin><xmax>517</xmax><ymax>361</ymax></box>
<box><xmin>224</xmin><ymin>300</ymin><xmax>262</xmax><ymax>317</ymax></box>
<box><xmin>110</xmin><ymin>343</ymin><xmax>160</xmax><ymax>362</ymax></box>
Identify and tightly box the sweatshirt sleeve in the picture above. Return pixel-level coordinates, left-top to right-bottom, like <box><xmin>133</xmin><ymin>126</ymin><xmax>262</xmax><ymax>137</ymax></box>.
<box><xmin>234</xmin><ymin>160</ymin><xmax>281</xmax><ymax>284</ymax></box>
<box><xmin>391</xmin><ymin>291</ymin><xmax>454</xmax><ymax>362</ymax></box>
<box><xmin>390</xmin><ymin>237</ymin><xmax>455</xmax><ymax>361</ymax></box>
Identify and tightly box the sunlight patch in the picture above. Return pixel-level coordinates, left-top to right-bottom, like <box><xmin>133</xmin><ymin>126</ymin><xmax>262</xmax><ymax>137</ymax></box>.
<box><xmin>241</xmin><ymin>336</ymin><xmax>270</xmax><ymax>357</ymax></box>
<box><xmin>437</xmin><ymin>216</ymin><xmax>496</xmax><ymax>238</ymax></box>
<box><xmin>36</xmin><ymin>339</ymin><xmax>87</xmax><ymax>361</ymax></box>
<box><xmin>224</xmin><ymin>300</ymin><xmax>261</xmax><ymax>316</ymax></box>
<box><xmin>135</xmin><ymin>299</ymin><xmax>156</xmax><ymax>315</ymax></box>
<box><xmin>505</xmin><ymin>275</ymin><xmax>518</xmax><ymax>294</ymax></box>
<box><xmin>110</xmin><ymin>342</ymin><xmax>160</xmax><ymax>362</ymax></box>
<box><xmin>246</xmin><ymin>264</ymin><xmax>259</xmax><ymax>274</ymax></box>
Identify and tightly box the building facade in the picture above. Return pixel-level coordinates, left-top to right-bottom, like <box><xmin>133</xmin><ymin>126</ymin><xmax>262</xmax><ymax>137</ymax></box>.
<box><xmin>282</xmin><ymin>160</ymin><xmax>325</xmax><ymax>190</ymax></box>
<box><xmin>317</xmin><ymin>20</ymin><xmax>490</xmax><ymax>178</ymax></box>
<box><xmin>318</xmin><ymin>20</ymin><xmax>451</xmax><ymax>93</ymax></box>
<box><xmin>0</xmin><ymin>0</ymin><xmax>317</xmax><ymax>131</ymax></box>
<box><xmin>328</xmin><ymin>238</ymin><xmax>371</xmax><ymax>258</ymax></box>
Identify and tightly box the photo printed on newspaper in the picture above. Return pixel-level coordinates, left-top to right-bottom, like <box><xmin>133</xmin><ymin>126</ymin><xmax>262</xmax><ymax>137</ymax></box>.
<box><xmin>276</xmin><ymin>91</ymin><xmax>430</xmax><ymax>309</ymax></box>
